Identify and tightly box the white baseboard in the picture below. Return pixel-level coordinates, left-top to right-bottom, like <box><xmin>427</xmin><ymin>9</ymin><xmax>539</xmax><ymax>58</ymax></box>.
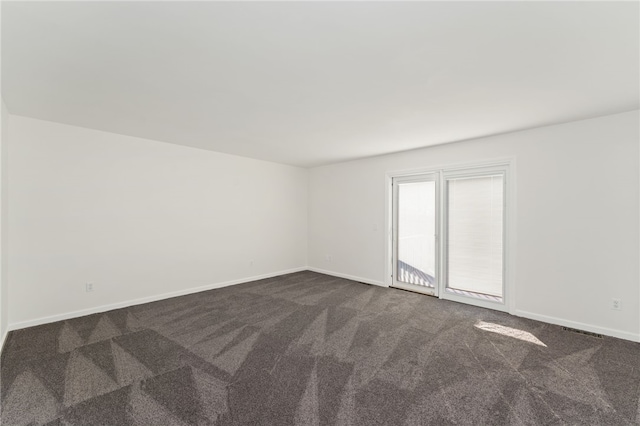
<box><xmin>513</xmin><ymin>309</ymin><xmax>640</xmax><ymax>342</ymax></box>
<box><xmin>7</xmin><ymin>267</ymin><xmax>307</xmax><ymax>332</ymax></box>
<box><xmin>6</xmin><ymin>268</ymin><xmax>639</xmax><ymax>345</ymax></box>
<box><xmin>307</xmin><ymin>267</ymin><xmax>386</xmax><ymax>287</ymax></box>
<box><xmin>1</xmin><ymin>328</ymin><xmax>8</xmax><ymax>354</ymax></box>
<box><xmin>308</xmin><ymin>270</ymin><xmax>639</xmax><ymax>343</ymax></box>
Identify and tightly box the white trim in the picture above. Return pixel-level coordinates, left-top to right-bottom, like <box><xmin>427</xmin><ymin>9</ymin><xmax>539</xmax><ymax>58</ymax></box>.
<box><xmin>506</xmin><ymin>157</ymin><xmax>517</xmax><ymax>315</ymax></box>
<box><xmin>391</xmin><ymin>282</ymin><xmax>436</xmax><ymax>296</ymax></box>
<box><xmin>307</xmin><ymin>267</ymin><xmax>386</xmax><ymax>287</ymax></box>
<box><xmin>514</xmin><ymin>309</ymin><xmax>640</xmax><ymax>342</ymax></box>
<box><xmin>443</xmin><ymin>291</ymin><xmax>508</xmax><ymax>313</ymax></box>
<box><xmin>384</xmin><ymin>173</ymin><xmax>393</xmax><ymax>287</ymax></box>
<box><xmin>7</xmin><ymin>267</ymin><xmax>307</xmax><ymax>332</ymax></box>
<box><xmin>4</xmin><ymin>268</ymin><xmax>639</xmax><ymax>344</ymax></box>
<box><xmin>1</xmin><ymin>329</ymin><xmax>8</xmax><ymax>354</ymax></box>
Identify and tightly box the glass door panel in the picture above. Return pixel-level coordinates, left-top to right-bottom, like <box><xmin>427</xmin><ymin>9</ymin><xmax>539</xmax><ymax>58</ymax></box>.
<box><xmin>445</xmin><ymin>174</ymin><xmax>504</xmax><ymax>300</ymax></box>
<box><xmin>393</xmin><ymin>176</ymin><xmax>438</xmax><ymax>295</ymax></box>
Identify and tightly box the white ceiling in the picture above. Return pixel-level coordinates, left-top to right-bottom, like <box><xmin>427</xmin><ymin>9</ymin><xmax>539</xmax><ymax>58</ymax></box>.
<box><xmin>2</xmin><ymin>2</ymin><xmax>639</xmax><ymax>167</ymax></box>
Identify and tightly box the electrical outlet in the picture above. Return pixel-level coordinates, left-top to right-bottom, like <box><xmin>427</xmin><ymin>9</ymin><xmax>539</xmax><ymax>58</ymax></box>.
<box><xmin>86</xmin><ymin>282</ymin><xmax>94</xmax><ymax>293</ymax></box>
<box><xmin>325</xmin><ymin>255</ymin><xmax>332</xmax><ymax>263</ymax></box>
<box><xmin>249</xmin><ymin>259</ymin><xmax>254</xmax><ymax>267</ymax></box>
<box><xmin>611</xmin><ymin>298</ymin><xmax>621</xmax><ymax>311</ymax></box>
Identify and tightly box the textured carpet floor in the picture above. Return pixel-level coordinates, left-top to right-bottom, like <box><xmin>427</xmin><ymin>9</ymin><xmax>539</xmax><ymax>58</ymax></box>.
<box><xmin>1</xmin><ymin>271</ymin><xmax>639</xmax><ymax>425</ymax></box>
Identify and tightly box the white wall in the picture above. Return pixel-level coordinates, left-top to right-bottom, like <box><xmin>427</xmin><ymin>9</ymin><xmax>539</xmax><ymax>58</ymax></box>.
<box><xmin>0</xmin><ymin>100</ymin><xmax>7</xmax><ymax>345</ymax></box>
<box><xmin>5</xmin><ymin>110</ymin><xmax>639</xmax><ymax>342</ymax></box>
<box><xmin>309</xmin><ymin>110</ymin><xmax>640</xmax><ymax>341</ymax></box>
<box><xmin>8</xmin><ymin>115</ymin><xmax>308</xmax><ymax>327</ymax></box>
<box><xmin>0</xmin><ymin>3</ymin><xmax>7</xmax><ymax>347</ymax></box>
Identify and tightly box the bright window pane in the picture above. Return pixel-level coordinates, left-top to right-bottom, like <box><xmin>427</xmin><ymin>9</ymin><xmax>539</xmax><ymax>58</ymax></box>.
<box><xmin>446</xmin><ymin>175</ymin><xmax>503</xmax><ymax>296</ymax></box>
<box><xmin>397</xmin><ymin>181</ymin><xmax>436</xmax><ymax>287</ymax></box>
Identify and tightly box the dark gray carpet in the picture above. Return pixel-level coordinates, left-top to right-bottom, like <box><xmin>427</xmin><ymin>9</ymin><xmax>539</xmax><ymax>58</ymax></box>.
<box><xmin>1</xmin><ymin>271</ymin><xmax>639</xmax><ymax>425</ymax></box>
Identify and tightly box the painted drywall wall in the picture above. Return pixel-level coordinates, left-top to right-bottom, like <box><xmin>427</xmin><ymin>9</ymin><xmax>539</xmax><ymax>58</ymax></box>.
<box><xmin>309</xmin><ymin>110</ymin><xmax>640</xmax><ymax>341</ymax></box>
<box><xmin>0</xmin><ymin>100</ymin><xmax>7</xmax><ymax>344</ymax></box>
<box><xmin>8</xmin><ymin>115</ymin><xmax>308</xmax><ymax>327</ymax></box>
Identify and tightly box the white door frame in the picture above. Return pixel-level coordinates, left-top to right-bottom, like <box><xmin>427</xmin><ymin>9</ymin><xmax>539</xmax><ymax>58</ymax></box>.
<box><xmin>384</xmin><ymin>158</ymin><xmax>516</xmax><ymax>314</ymax></box>
<box><xmin>391</xmin><ymin>173</ymin><xmax>440</xmax><ymax>296</ymax></box>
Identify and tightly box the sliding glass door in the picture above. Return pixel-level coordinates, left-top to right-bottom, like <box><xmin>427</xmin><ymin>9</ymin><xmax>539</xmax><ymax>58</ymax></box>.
<box><xmin>391</xmin><ymin>164</ymin><xmax>508</xmax><ymax>310</ymax></box>
<box><xmin>392</xmin><ymin>174</ymin><xmax>439</xmax><ymax>296</ymax></box>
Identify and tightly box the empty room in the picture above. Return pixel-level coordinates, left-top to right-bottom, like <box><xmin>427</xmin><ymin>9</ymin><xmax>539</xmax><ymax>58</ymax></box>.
<box><xmin>0</xmin><ymin>1</ymin><xmax>639</xmax><ymax>425</ymax></box>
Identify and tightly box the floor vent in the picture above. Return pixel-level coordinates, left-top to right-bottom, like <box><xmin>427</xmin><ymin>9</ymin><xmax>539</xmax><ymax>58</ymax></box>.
<box><xmin>562</xmin><ymin>327</ymin><xmax>603</xmax><ymax>339</ymax></box>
